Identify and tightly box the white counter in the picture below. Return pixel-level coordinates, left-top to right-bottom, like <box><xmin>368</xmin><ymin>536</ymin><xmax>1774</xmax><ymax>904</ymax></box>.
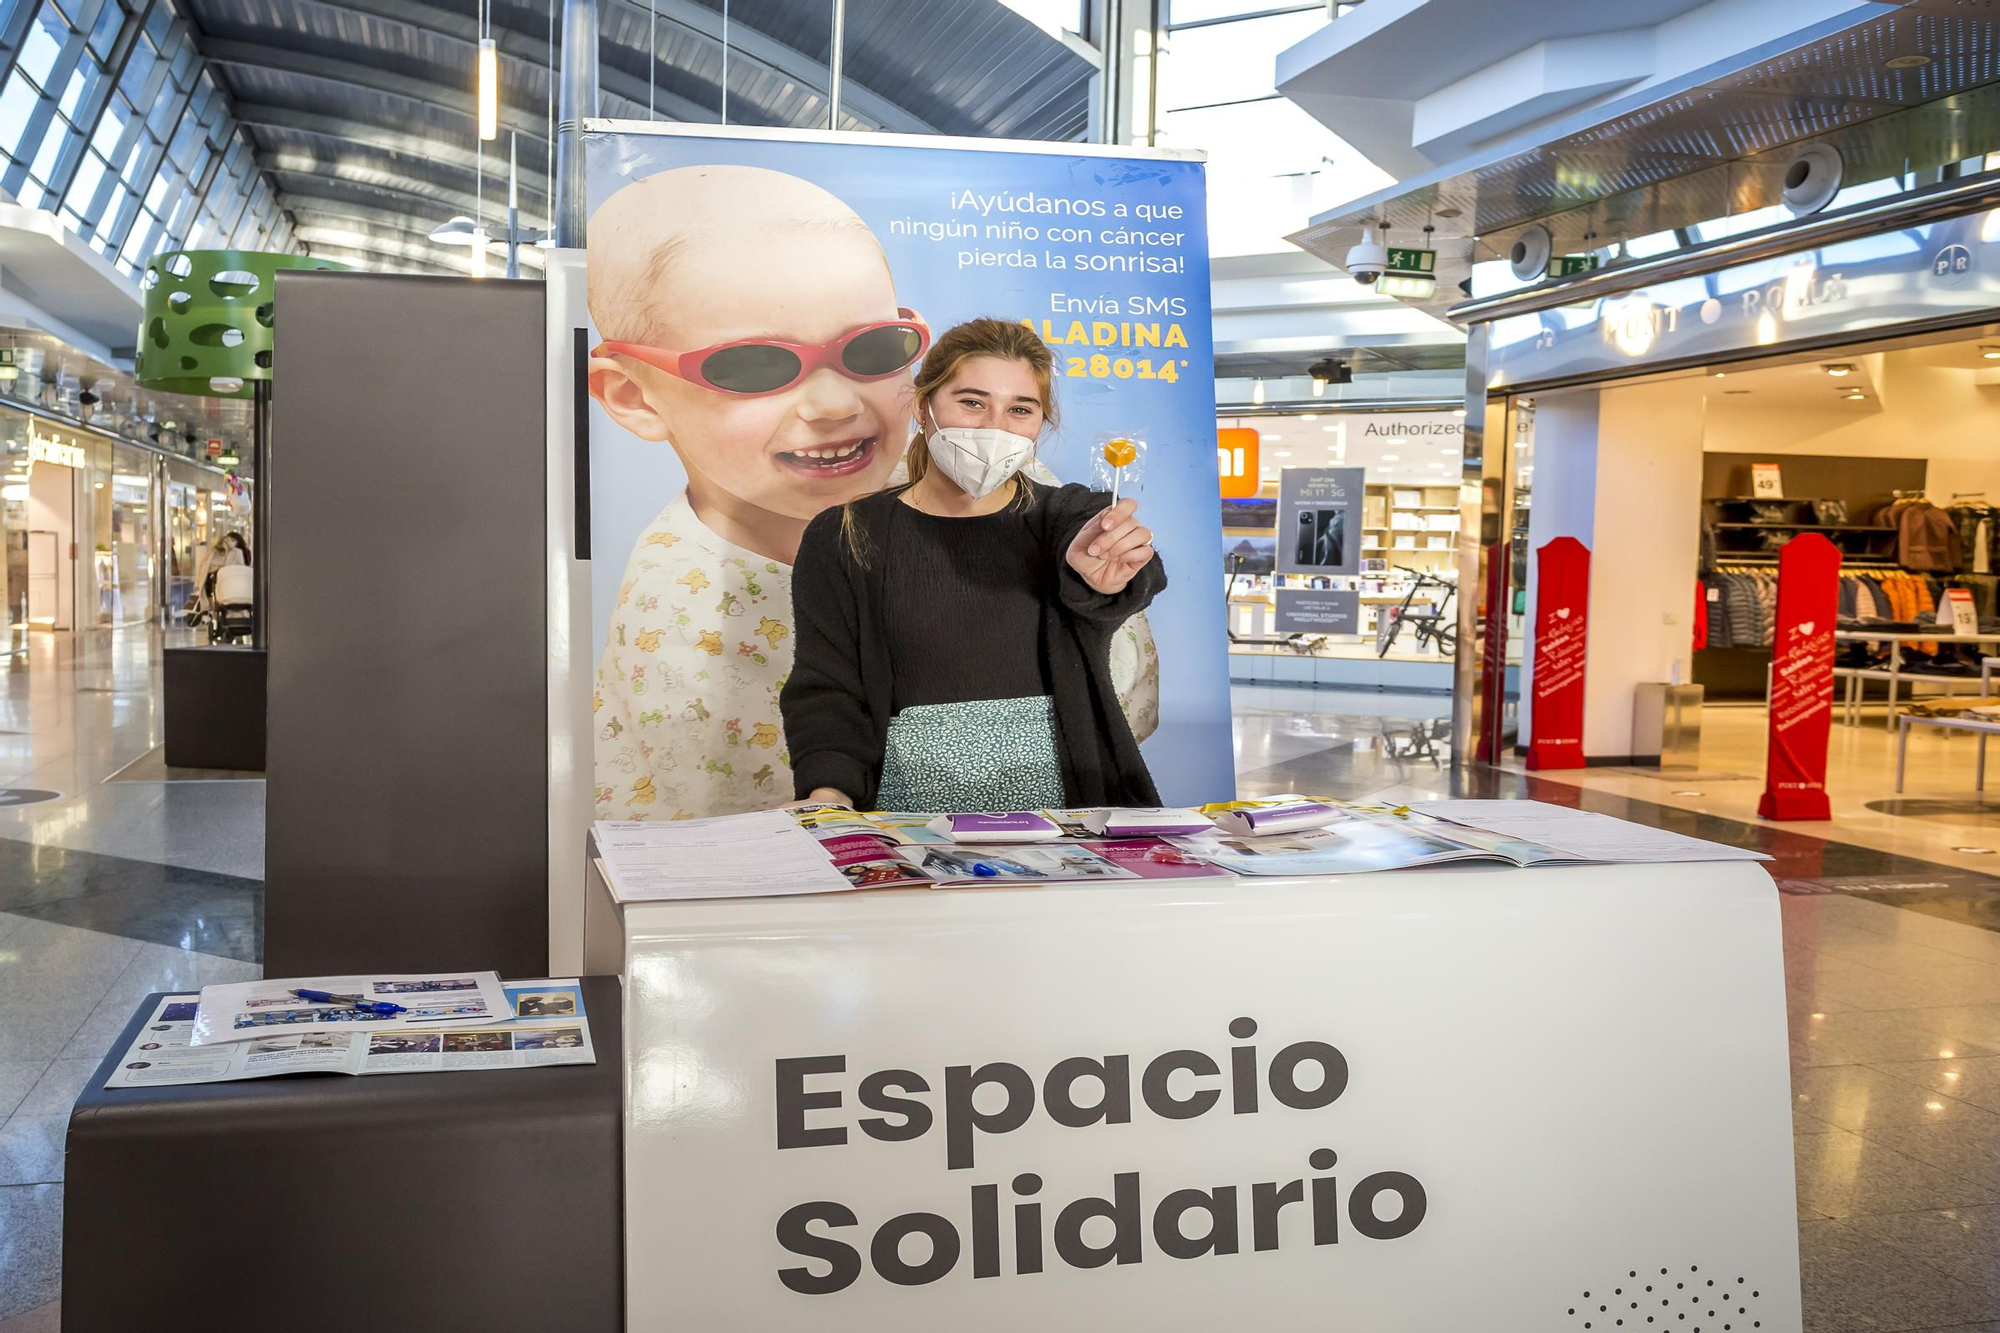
<box><xmin>599</xmin><ymin>860</ymin><xmax>1800</xmax><ymax>1331</ymax></box>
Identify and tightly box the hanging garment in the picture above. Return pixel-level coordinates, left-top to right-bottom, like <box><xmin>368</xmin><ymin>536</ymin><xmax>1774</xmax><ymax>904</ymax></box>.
<box><xmin>1693</xmin><ymin>580</ymin><xmax>1709</xmax><ymax>652</ymax></box>
<box><xmin>1884</xmin><ymin>501</ymin><xmax>1960</xmax><ymax>572</ymax></box>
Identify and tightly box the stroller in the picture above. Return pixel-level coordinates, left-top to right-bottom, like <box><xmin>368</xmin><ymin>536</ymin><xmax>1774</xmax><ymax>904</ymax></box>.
<box><xmin>186</xmin><ymin>563</ymin><xmax>254</xmax><ymax>644</ymax></box>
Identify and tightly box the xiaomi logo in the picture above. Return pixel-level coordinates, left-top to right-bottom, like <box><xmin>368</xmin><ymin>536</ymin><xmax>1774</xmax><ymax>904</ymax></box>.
<box><xmin>1217</xmin><ymin>428</ymin><xmax>1260</xmax><ymax>499</ymax></box>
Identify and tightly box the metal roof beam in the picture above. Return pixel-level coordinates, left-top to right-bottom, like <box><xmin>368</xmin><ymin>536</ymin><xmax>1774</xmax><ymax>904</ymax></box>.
<box><xmin>603</xmin><ymin>0</ymin><xmax>927</xmax><ymax>132</ymax></box>
<box><xmin>294</xmin><ymin>242</ymin><xmax>469</xmax><ymax>276</ymax></box>
<box><xmin>289</xmin><ymin>204</ymin><xmax>548</xmax><ymax>266</ymax></box>
<box><xmin>199</xmin><ymin>37</ymin><xmax>552</xmax><ymax>144</ymax></box>
<box><xmin>234</xmin><ymin>103</ymin><xmax>552</xmax><ymax>188</ymax></box>
<box><xmin>291</xmin><ymin>0</ymin><xmax>715</xmax><ymax>123</ymax></box>
<box><xmin>258</xmin><ymin>159</ymin><xmax>495</xmax><ymax>220</ymax></box>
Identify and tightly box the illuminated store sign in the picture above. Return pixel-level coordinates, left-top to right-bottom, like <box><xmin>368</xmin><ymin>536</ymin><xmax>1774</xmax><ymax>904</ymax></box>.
<box><xmin>1484</xmin><ymin>206</ymin><xmax>2000</xmax><ymax>387</ymax></box>
<box><xmin>28</xmin><ymin>427</ymin><xmax>85</xmax><ymax>469</ymax></box>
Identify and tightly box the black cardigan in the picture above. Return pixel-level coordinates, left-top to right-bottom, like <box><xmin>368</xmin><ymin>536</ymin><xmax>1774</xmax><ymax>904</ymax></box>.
<box><xmin>782</xmin><ymin>481</ymin><xmax>1165</xmax><ymax>809</ymax></box>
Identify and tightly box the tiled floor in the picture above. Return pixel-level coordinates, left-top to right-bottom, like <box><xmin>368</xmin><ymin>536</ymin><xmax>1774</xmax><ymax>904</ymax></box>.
<box><xmin>0</xmin><ymin>629</ymin><xmax>260</xmax><ymax>1330</ymax></box>
<box><xmin>10</xmin><ymin>648</ymin><xmax>2000</xmax><ymax>1328</ymax></box>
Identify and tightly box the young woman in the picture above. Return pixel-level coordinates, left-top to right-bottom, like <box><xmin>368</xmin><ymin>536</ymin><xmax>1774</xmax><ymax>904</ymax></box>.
<box><xmin>781</xmin><ymin>318</ymin><xmax>1165</xmax><ymax>812</ymax></box>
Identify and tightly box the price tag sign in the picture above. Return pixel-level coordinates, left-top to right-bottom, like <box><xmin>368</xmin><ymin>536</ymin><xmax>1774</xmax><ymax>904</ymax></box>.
<box><xmin>1942</xmin><ymin>586</ymin><xmax>1979</xmax><ymax>636</ymax></box>
<box><xmin>1751</xmin><ymin>463</ymin><xmax>1784</xmax><ymax>499</ymax></box>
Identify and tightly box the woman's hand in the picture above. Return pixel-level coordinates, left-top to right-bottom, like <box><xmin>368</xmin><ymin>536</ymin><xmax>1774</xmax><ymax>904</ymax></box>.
<box><xmin>1065</xmin><ymin>498</ymin><xmax>1155</xmax><ymax>595</ymax></box>
<box><xmin>789</xmin><ymin>788</ymin><xmax>854</xmax><ymax>810</ymax></box>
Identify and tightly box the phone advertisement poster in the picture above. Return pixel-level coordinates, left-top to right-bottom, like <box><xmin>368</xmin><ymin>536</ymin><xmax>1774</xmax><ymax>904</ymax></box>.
<box><xmin>1276</xmin><ymin>466</ymin><xmax>1365</xmax><ymax>577</ymax></box>
<box><xmin>582</xmin><ymin>124</ymin><xmax>1232</xmax><ymax>818</ymax></box>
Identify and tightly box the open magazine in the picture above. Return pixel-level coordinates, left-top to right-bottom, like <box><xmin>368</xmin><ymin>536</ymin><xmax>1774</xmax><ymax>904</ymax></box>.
<box><xmin>1169</xmin><ymin>799</ymin><xmax>1768</xmax><ymax>876</ymax></box>
<box><xmin>107</xmin><ymin>980</ymin><xmax>595</xmax><ymax>1088</ymax></box>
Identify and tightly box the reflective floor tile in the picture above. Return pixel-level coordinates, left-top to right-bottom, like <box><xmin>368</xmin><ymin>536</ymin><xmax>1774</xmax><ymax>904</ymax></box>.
<box><xmin>1793</xmin><ymin>1010</ymin><xmax>1999</xmax><ymax>1067</ymax></box>
<box><xmin>0</xmin><ymin>1118</ymin><xmax>64</xmax><ymax>1187</ymax></box>
<box><xmin>1794</xmin><ymin>1127</ymin><xmax>2000</xmax><ymax>1218</ymax></box>
<box><xmin>1799</xmin><ymin>1219</ymin><xmax>2000</xmax><ymax>1332</ymax></box>
<box><xmin>1844</xmin><ymin>1205</ymin><xmax>2000</xmax><ymax>1292</ymax></box>
<box><xmin>0</xmin><ymin>1184</ymin><xmax>61</xmax><ymax>1321</ymax></box>
<box><xmin>1863</xmin><ymin>1118</ymin><xmax>2000</xmax><ymax>1195</ymax></box>
<box><xmin>0</xmin><ymin>1066</ymin><xmax>43</xmax><ymax>1123</ymax></box>
<box><xmin>14</xmin><ymin>1060</ymin><xmax>98</xmax><ymax>1119</ymax></box>
<box><xmin>1793</xmin><ymin>1064</ymin><xmax>1999</xmax><ymax>1133</ymax></box>
<box><xmin>1872</xmin><ymin>1057</ymin><xmax>2000</xmax><ymax>1116</ymax></box>
<box><xmin>0</xmin><ymin>1300</ymin><xmax>60</xmax><ymax>1333</ymax></box>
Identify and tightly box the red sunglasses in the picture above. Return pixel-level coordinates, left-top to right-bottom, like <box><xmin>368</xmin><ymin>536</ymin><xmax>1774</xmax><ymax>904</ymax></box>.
<box><xmin>594</xmin><ymin>310</ymin><xmax>931</xmax><ymax>398</ymax></box>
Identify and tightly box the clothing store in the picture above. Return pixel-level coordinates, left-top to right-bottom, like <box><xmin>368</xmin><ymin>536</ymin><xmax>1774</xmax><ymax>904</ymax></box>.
<box><xmin>1451</xmin><ymin>186</ymin><xmax>2000</xmax><ymax>821</ymax></box>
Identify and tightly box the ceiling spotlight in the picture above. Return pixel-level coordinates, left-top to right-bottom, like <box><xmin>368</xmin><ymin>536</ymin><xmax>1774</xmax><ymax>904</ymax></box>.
<box><xmin>1981</xmin><ymin>346</ymin><xmax>2000</xmax><ymax>359</ymax></box>
<box><xmin>1886</xmin><ymin>53</ymin><xmax>1932</xmax><ymax>68</ymax></box>
<box><xmin>1822</xmin><ymin>363</ymin><xmax>1855</xmax><ymax>377</ymax></box>
<box><xmin>1713</xmin><ymin>371</ymin><xmax>1727</xmax><ymax>378</ymax></box>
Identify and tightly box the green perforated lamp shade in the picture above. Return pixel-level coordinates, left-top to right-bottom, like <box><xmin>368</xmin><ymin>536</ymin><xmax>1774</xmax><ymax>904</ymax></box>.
<box><xmin>134</xmin><ymin>250</ymin><xmax>349</xmax><ymax>399</ymax></box>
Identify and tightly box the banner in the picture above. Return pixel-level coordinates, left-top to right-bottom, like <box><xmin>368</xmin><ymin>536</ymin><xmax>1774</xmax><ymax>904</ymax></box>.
<box><xmin>1525</xmin><ymin>537</ymin><xmax>1588</xmax><ymax>770</ymax></box>
<box><xmin>1275</xmin><ymin>467</ymin><xmax>1364</xmax><ymax>576</ymax></box>
<box><xmin>1757</xmin><ymin>534</ymin><xmax>1839</xmax><ymax>821</ymax></box>
<box><xmin>583</xmin><ymin>125</ymin><xmax>1231</xmax><ymax>817</ymax></box>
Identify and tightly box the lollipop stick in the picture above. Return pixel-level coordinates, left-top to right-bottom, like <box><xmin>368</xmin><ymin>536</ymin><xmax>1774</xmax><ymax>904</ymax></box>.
<box><xmin>1112</xmin><ymin>471</ymin><xmax>1122</xmax><ymax>505</ymax></box>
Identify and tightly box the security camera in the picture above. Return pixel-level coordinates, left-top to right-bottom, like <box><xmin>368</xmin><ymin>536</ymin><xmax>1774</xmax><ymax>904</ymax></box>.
<box><xmin>1308</xmin><ymin>357</ymin><xmax>1354</xmax><ymax>386</ymax></box>
<box><xmin>1509</xmin><ymin>225</ymin><xmax>1553</xmax><ymax>283</ymax></box>
<box><xmin>1782</xmin><ymin>144</ymin><xmax>1844</xmax><ymax>216</ymax></box>
<box><xmin>1345</xmin><ymin>227</ymin><xmax>1388</xmax><ymax>285</ymax></box>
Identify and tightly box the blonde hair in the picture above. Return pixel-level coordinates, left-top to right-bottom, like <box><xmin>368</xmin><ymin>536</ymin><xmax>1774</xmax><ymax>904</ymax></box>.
<box><xmin>839</xmin><ymin>318</ymin><xmax>1058</xmax><ymax>564</ymax></box>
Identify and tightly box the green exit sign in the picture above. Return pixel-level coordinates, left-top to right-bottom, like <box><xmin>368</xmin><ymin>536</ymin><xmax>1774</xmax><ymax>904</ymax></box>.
<box><xmin>1386</xmin><ymin>246</ymin><xmax>1436</xmax><ymax>275</ymax></box>
<box><xmin>1547</xmin><ymin>254</ymin><xmax>1601</xmax><ymax>278</ymax></box>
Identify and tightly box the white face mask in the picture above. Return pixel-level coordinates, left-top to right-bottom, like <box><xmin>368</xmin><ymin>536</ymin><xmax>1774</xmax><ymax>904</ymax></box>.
<box><xmin>925</xmin><ymin>425</ymin><xmax>1037</xmax><ymax>499</ymax></box>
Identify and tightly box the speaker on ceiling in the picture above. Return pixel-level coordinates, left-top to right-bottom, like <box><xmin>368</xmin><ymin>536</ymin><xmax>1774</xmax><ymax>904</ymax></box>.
<box><xmin>1781</xmin><ymin>143</ymin><xmax>1844</xmax><ymax>216</ymax></box>
<box><xmin>1508</xmin><ymin>225</ymin><xmax>1553</xmax><ymax>283</ymax></box>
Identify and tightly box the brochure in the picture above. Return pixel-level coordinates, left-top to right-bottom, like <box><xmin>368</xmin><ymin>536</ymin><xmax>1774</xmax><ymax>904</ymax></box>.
<box><xmin>1076</xmin><ymin>838</ymin><xmax>1232</xmax><ymax>880</ymax></box>
<box><xmin>187</xmin><ymin>971</ymin><xmax>516</xmax><ymax>1047</ymax></box>
<box><xmin>109</xmin><ymin>981</ymin><xmax>596</xmax><ymax>1088</ymax></box>
<box><xmin>597</xmin><ymin>812</ymin><xmax>858</xmax><ymax>901</ymax></box>
<box><xmin>893</xmin><ymin>843</ymin><xmax>1139</xmax><ymax>885</ymax></box>
<box><xmin>815</xmin><ymin>831</ymin><xmax>936</xmax><ymax>889</ymax></box>
<box><xmin>1408</xmin><ymin>800</ymin><xmax>1771</xmax><ymax>863</ymax></box>
<box><xmin>1172</xmin><ymin>801</ymin><xmax>1768</xmax><ymax>875</ymax></box>
<box><xmin>1172</xmin><ymin>814</ymin><xmax>1503</xmax><ymax>877</ymax></box>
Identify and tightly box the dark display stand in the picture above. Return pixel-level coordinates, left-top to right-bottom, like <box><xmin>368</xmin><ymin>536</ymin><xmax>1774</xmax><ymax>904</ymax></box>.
<box><xmin>162</xmin><ymin>646</ymin><xmax>266</xmax><ymax>770</ymax></box>
<box><xmin>265</xmin><ymin>272</ymin><xmax>550</xmax><ymax>978</ymax></box>
<box><xmin>62</xmin><ymin>977</ymin><xmax>623</xmax><ymax>1333</ymax></box>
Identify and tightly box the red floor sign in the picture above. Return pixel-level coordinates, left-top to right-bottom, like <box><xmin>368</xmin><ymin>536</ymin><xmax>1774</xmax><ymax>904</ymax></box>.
<box><xmin>1757</xmin><ymin>533</ymin><xmax>1840</xmax><ymax>821</ymax></box>
<box><xmin>1527</xmin><ymin>537</ymin><xmax>1589</xmax><ymax>770</ymax></box>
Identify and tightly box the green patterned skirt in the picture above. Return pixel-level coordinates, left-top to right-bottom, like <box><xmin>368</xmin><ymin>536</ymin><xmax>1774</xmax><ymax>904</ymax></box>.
<box><xmin>877</xmin><ymin>695</ymin><xmax>1065</xmax><ymax>813</ymax></box>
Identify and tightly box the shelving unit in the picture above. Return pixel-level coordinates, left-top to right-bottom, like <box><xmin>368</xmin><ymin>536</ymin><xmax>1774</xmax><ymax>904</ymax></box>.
<box><xmin>1702</xmin><ymin>497</ymin><xmax>1899</xmax><ymax>567</ymax></box>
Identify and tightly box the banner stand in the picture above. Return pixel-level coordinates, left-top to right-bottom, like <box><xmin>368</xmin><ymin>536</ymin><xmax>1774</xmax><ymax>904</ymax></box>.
<box><xmin>1525</xmin><ymin>537</ymin><xmax>1589</xmax><ymax>770</ymax></box>
<box><xmin>1757</xmin><ymin>533</ymin><xmax>1839</xmax><ymax>821</ymax></box>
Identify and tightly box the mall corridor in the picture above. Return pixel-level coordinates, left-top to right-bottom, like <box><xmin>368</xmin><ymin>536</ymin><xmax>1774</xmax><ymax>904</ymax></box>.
<box><xmin>2</xmin><ymin>652</ymin><xmax>2000</xmax><ymax>1326</ymax></box>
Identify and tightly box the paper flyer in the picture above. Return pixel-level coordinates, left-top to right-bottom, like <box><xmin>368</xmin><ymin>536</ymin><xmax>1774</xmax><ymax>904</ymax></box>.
<box><xmin>187</xmin><ymin>971</ymin><xmax>516</xmax><ymax>1046</ymax></box>
<box><xmin>595</xmin><ymin>813</ymin><xmax>859</xmax><ymax>900</ymax></box>
<box><xmin>109</xmin><ymin>982</ymin><xmax>596</xmax><ymax>1088</ymax></box>
<box><xmin>894</xmin><ymin>843</ymin><xmax>1139</xmax><ymax>885</ymax></box>
<box><xmin>1170</xmin><ymin>817</ymin><xmax>1494</xmax><ymax>877</ymax></box>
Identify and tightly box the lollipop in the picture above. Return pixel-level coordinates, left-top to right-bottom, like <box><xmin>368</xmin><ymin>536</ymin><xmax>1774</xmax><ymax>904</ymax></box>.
<box><xmin>1103</xmin><ymin>437</ymin><xmax>1138</xmax><ymax>502</ymax></box>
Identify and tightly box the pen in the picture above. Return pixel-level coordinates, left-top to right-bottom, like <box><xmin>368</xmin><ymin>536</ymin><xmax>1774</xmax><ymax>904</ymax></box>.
<box><xmin>971</xmin><ymin>863</ymin><xmax>1000</xmax><ymax>877</ymax></box>
<box><xmin>289</xmin><ymin>989</ymin><xmax>408</xmax><ymax>1015</ymax></box>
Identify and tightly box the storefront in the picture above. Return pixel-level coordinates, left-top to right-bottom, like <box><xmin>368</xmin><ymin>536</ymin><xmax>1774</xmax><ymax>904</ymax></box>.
<box><xmin>1451</xmin><ymin>174</ymin><xmax>2000</xmax><ymax>816</ymax></box>
<box><xmin>0</xmin><ymin>399</ymin><xmax>246</xmax><ymax>651</ymax></box>
<box><xmin>1219</xmin><ymin>405</ymin><xmax>1492</xmax><ymax>692</ymax></box>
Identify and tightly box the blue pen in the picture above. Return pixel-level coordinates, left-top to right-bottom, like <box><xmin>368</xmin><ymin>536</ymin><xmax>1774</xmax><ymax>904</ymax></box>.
<box><xmin>290</xmin><ymin>988</ymin><xmax>407</xmax><ymax>1015</ymax></box>
<box><xmin>971</xmin><ymin>863</ymin><xmax>1000</xmax><ymax>877</ymax></box>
